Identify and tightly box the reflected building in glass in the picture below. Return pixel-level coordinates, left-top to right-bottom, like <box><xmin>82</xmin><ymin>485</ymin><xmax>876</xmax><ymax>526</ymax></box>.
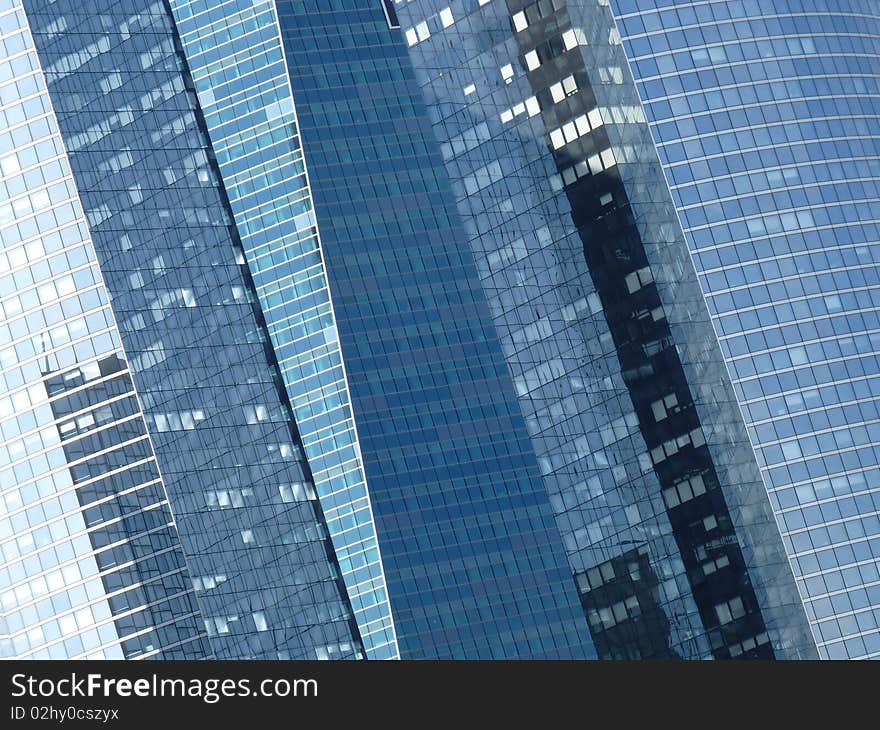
<box><xmin>391</xmin><ymin>0</ymin><xmax>817</xmax><ymax>658</ymax></box>
<box><xmin>2</xmin><ymin>0</ymin><xmax>362</xmax><ymax>660</ymax></box>
<box><xmin>2</xmin><ymin>0</ymin><xmax>596</xmax><ymax>661</ymax></box>
<box><xmin>605</xmin><ymin>0</ymin><xmax>880</xmax><ymax>660</ymax></box>
<box><xmin>6</xmin><ymin>0</ymin><xmax>874</xmax><ymax>662</ymax></box>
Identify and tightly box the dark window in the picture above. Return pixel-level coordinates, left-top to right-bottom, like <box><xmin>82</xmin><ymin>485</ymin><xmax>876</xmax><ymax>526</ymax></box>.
<box><xmin>381</xmin><ymin>0</ymin><xmax>400</xmax><ymax>28</ymax></box>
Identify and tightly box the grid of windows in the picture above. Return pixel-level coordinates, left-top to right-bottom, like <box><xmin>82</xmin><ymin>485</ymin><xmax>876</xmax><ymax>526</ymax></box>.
<box><xmin>393</xmin><ymin>0</ymin><xmax>816</xmax><ymax>657</ymax></box>
<box><xmin>8</xmin><ymin>0</ymin><xmax>856</xmax><ymax>661</ymax></box>
<box><xmin>21</xmin><ymin>0</ymin><xmax>363</xmax><ymax>660</ymax></box>
<box><xmin>275</xmin><ymin>0</ymin><xmax>595</xmax><ymax>659</ymax></box>
<box><xmin>0</xmin><ymin>0</ymin><xmax>209</xmax><ymax>660</ymax></box>
<box><xmin>611</xmin><ymin>0</ymin><xmax>880</xmax><ymax>659</ymax></box>
<box><xmin>166</xmin><ymin>0</ymin><xmax>398</xmax><ymax>660</ymax></box>
<box><xmin>394</xmin><ymin>0</ymin><xmax>710</xmax><ymax>658</ymax></box>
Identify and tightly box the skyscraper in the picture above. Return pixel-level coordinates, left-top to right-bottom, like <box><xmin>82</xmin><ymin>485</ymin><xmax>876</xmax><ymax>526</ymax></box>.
<box><xmin>267</xmin><ymin>0</ymin><xmax>596</xmax><ymax>660</ymax></box>
<box><xmin>167</xmin><ymin>0</ymin><xmax>399</xmax><ymax>662</ymax></box>
<box><xmin>2</xmin><ymin>0</ymin><xmax>368</xmax><ymax>660</ymax></box>
<box><xmin>6</xmin><ymin>0</ymin><xmax>872</xmax><ymax>662</ymax></box>
<box><xmin>391</xmin><ymin>0</ymin><xmax>820</xmax><ymax>658</ymax></box>
<box><xmin>389</xmin><ymin>0</ymin><xmax>880</xmax><ymax>659</ymax></box>
<box><xmin>0</xmin><ymin>0</ymin><xmax>211</xmax><ymax>657</ymax></box>
<box><xmin>2</xmin><ymin>0</ymin><xmax>596</xmax><ymax>661</ymax></box>
<box><xmin>605</xmin><ymin>0</ymin><xmax>880</xmax><ymax>660</ymax></box>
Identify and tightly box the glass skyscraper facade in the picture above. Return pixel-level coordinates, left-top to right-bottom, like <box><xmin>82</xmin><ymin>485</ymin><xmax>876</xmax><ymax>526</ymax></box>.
<box><xmin>0</xmin><ymin>1</ymin><xmax>209</xmax><ymax>658</ymax></box>
<box><xmin>391</xmin><ymin>0</ymin><xmax>815</xmax><ymax>659</ymax></box>
<box><xmin>273</xmin><ymin>0</ymin><xmax>594</xmax><ymax>659</ymax></box>
<box><xmin>166</xmin><ymin>0</ymin><xmax>398</xmax><ymax>661</ymax></box>
<box><xmin>3</xmin><ymin>0</ymin><xmax>597</xmax><ymax>661</ymax></box>
<box><xmin>3</xmin><ymin>0</ymin><xmax>362</xmax><ymax>660</ymax></box>
<box><xmin>605</xmin><ymin>0</ymin><xmax>880</xmax><ymax>660</ymax></box>
<box><xmin>5</xmin><ymin>0</ymin><xmax>878</xmax><ymax>662</ymax></box>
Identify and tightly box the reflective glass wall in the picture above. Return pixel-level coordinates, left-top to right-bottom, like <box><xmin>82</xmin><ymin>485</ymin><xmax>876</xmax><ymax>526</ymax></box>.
<box><xmin>0</xmin><ymin>0</ymin><xmax>209</xmax><ymax>660</ymax></box>
<box><xmin>392</xmin><ymin>0</ymin><xmax>816</xmax><ymax>658</ymax></box>
<box><xmin>166</xmin><ymin>0</ymin><xmax>398</xmax><ymax>660</ymax></box>
<box><xmin>275</xmin><ymin>0</ymin><xmax>596</xmax><ymax>659</ymax></box>
<box><xmin>17</xmin><ymin>0</ymin><xmax>363</xmax><ymax>660</ymax></box>
<box><xmin>610</xmin><ymin>0</ymin><xmax>880</xmax><ymax>659</ymax></box>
